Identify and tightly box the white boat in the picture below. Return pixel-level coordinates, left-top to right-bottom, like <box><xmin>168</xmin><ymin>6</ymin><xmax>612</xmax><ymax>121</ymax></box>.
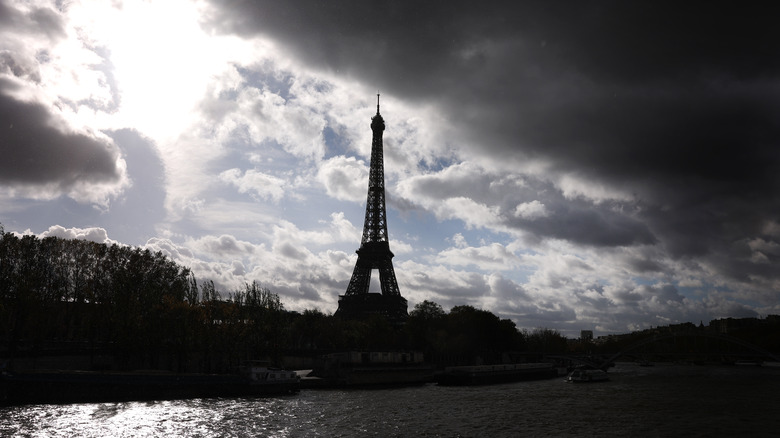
<box><xmin>566</xmin><ymin>368</ymin><xmax>609</xmax><ymax>383</ymax></box>
<box><xmin>240</xmin><ymin>361</ymin><xmax>301</xmax><ymax>389</ymax></box>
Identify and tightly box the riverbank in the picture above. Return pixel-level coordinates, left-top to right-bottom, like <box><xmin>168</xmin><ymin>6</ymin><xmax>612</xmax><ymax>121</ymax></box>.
<box><xmin>0</xmin><ymin>366</ymin><xmax>300</xmax><ymax>406</ymax></box>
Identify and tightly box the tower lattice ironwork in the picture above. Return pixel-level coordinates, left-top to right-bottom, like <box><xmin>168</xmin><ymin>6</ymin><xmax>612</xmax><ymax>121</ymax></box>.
<box><xmin>335</xmin><ymin>94</ymin><xmax>408</xmax><ymax>321</ymax></box>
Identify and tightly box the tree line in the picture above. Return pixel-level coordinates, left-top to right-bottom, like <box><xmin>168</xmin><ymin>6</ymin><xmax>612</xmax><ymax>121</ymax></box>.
<box><xmin>0</xmin><ymin>227</ymin><xmax>568</xmax><ymax>373</ymax></box>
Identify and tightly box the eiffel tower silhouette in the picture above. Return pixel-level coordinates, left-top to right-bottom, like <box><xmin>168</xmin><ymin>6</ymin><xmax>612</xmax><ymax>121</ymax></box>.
<box><xmin>335</xmin><ymin>94</ymin><xmax>408</xmax><ymax>321</ymax></box>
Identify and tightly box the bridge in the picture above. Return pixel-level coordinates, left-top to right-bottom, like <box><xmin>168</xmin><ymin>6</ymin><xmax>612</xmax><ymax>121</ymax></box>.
<box><xmin>549</xmin><ymin>331</ymin><xmax>780</xmax><ymax>371</ymax></box>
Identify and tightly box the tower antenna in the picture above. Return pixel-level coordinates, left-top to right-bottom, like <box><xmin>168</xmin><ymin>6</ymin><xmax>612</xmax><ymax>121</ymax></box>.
<box><xmin>376</xmin><ymin>93</ymin><xmax>380</xmax><ymax>114</ymax></box>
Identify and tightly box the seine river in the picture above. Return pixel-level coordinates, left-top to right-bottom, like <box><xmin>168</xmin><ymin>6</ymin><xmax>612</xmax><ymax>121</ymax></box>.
<box><xmin>2</xmin><ymin>363</ymin><xmax>778</xmax><ymax>437</ymax></box>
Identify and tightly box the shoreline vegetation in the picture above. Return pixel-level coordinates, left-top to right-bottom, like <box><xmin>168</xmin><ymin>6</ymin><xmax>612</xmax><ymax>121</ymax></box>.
<box><xmin>1</xmin><ymin>228</ymin><xmax>778</xmax><ymax>376</ymax></box>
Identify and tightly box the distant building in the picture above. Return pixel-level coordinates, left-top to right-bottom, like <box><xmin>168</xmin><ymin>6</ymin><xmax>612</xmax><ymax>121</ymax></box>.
<box><xmin>580</xmin><ymin>330</ymin><xmax>593</xmax><ymax>342</ymax></box>
<box><xmin>709</xmin><ymin>315</ymin><xmax>778</xmax><ymax>334</ymax></box>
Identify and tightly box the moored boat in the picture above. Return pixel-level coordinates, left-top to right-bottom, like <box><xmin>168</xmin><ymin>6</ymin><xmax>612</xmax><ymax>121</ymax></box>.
<box><xmin>308</xmin><ymin>351</ymin><xmax>433</xmax><ymax>387</ymax></box>
<box><xmin>239</xmin><ymin>360</ymin><xmax>301</xmax><ymax>391</ymax></box>
<box><xmin>436</xmin><ymin>363</ymin><xmax>558</xmax><ymax>386</ymax></box>
<box><xmin>566</xmin><ymin>368</ymin><xmax>609</xmax><ymax>383</ymax></box>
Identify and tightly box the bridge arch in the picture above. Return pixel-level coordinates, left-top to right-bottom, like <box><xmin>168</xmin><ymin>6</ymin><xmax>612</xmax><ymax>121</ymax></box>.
<box><xmin>598</xmin><ymin>331</ymin><xmax>780</xmax><ymax>369</ymax></box>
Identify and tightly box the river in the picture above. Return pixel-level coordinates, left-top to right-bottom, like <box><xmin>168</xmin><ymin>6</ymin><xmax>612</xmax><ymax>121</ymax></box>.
<box><xmin>2</xmin><ymin>363</ymin><xmax>778</xmax><ymax>437</ymax></box>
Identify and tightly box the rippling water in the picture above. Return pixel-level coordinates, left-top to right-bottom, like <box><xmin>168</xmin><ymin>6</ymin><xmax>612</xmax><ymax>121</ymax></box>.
<box><xmin>2</xmin><ymin>363</ymin><xmax>778</xmax><ymax>437</ymax></box>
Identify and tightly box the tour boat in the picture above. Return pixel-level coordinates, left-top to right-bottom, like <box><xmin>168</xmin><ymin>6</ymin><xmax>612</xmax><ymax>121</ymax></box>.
<box><xmin>566</xmin><ymin>368</ymin><xmax>609</xmax><ymax>383</ymax></box>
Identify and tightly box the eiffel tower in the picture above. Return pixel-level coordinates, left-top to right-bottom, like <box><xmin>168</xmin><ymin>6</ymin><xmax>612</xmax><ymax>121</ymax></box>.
<box><xmin>335</xmin><ymin>94</ymin><xmax>408</xmax><ymax>321</ymax></box>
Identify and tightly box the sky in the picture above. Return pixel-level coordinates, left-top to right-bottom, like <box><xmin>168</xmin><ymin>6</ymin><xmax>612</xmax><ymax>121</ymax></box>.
<box><xmin>1</xmin><ymin>0</ymin><xmax>778</xmax><ymax>336</ymax></box>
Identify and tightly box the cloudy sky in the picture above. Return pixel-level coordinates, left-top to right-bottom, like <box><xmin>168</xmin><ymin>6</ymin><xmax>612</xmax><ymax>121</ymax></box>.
<box><xmin>1</xmin><ymin>0</ymin><xmax>778</xmax><ymax>336</ymax></box>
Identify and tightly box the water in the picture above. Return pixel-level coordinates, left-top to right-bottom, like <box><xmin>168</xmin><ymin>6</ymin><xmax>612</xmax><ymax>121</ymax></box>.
<box><xmin>2</xmin><ymin>363</ymin><xmax>778</xmax><ymax>437</ymax></box>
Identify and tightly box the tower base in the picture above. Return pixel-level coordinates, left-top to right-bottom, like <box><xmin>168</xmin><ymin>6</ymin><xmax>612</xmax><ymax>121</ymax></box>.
<box><xmin>335</xmin><ymin>293</ymin><xmax>408</xmax><ymax>322</ymax></box>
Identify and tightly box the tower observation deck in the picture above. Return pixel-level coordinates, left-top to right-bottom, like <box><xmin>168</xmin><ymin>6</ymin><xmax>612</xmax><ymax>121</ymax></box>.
<box><xmin>335</xmin><ymin>95</ymin><xmax>408</xmax><ymax>322</ymax></box>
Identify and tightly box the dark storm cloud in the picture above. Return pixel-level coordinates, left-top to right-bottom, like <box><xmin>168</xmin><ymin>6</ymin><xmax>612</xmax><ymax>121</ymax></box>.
<box><xmin>0</xmin><ymin>82</ymin><xmax>123</xmax><ymax>190</ymax></box>
<box><xmin>516</xmin><ymin>203</ymin><xmax>656</xmax><ymax>248</ymax></box>
<box><xmin>206</xmin><ymin>1</ymin><xmax>780</xmax><ymax>283</ymax></box>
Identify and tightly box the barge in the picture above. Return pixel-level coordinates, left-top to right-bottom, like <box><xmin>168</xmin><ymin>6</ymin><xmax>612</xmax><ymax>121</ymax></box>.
<box><xmin>436</xmin><ymin>362</ymin><xmax>558</xmax><ymax>386</ymax></box>
<box><xmin>308</xmin><ymin>351</ymin><xmax>433</xmax><ymax>387</ymax></box>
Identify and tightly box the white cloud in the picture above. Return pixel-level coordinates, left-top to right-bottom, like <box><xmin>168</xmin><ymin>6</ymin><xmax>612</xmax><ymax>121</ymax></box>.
<box><xmin>436</xmin><ymin>197</ymin><xmax>502</xmax><ymax>230</ymax></box>
<box><xmin>321</xmin><ymin>212</ymin><xmax>362</xmax><ymax>244</ymax></box>
<box><xmin>269</xmin><ymin>216</ymin><xmax>357</xmax><ymax>250</ymax></box>
<box><xmin>234</xmin><ymin>84</ymin><xmax>327</xmax><ymax>160</ymax></box>
<box><xmin>514</xmin><ymin>200</ymin><xmax>550</xmax><ymax>220</ymax></box>
<box><xmin>144</xmin><ymin>237</ymin><xmax>196</xmax><ymax>260</ymax></box>
<box><xmin>316</xmin><ymin>156</ymin><xmax>367</xmax><ymax>202</ymax></box>
<box><xmin>191</xmin><ymin>234</ymin><xmax>257</xmax><ymax>257</ymax></box>
<box><xmin>390</xmin><ymin>239</ymin><xmax>414</xmax><ymax>255</ymax></box>
<box><xmin>220</xmin><ymin>168</ymin><xmax>287</xmax><ymax>202</ymax></box>
<box><xmin>37</xmin><ymin>225</ymin><xmax>120</xmax><ymax>245</ymax></box>
<box><xmin>556</xmin><ymin>173</ymin><xmax>633</xmax><ymax>203</ymax></box>
<box><xmin>436</xmin><ymin>242</ymin><xmax>521</xmax><ymax>271</ymax></box>
<box><xmin>394</xmin><ymin>162</ymin><xmax>517</xmax><ymax>230</ymax></box>
<box><xmin>450</xmin><ymin>233</ymin><xmax>468</xmax><ymax>248</ymax></box>
<box><xmin>396</xmin><ymin>162</ymin><xmax>490</xmax><ymax>202</ymax></box>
